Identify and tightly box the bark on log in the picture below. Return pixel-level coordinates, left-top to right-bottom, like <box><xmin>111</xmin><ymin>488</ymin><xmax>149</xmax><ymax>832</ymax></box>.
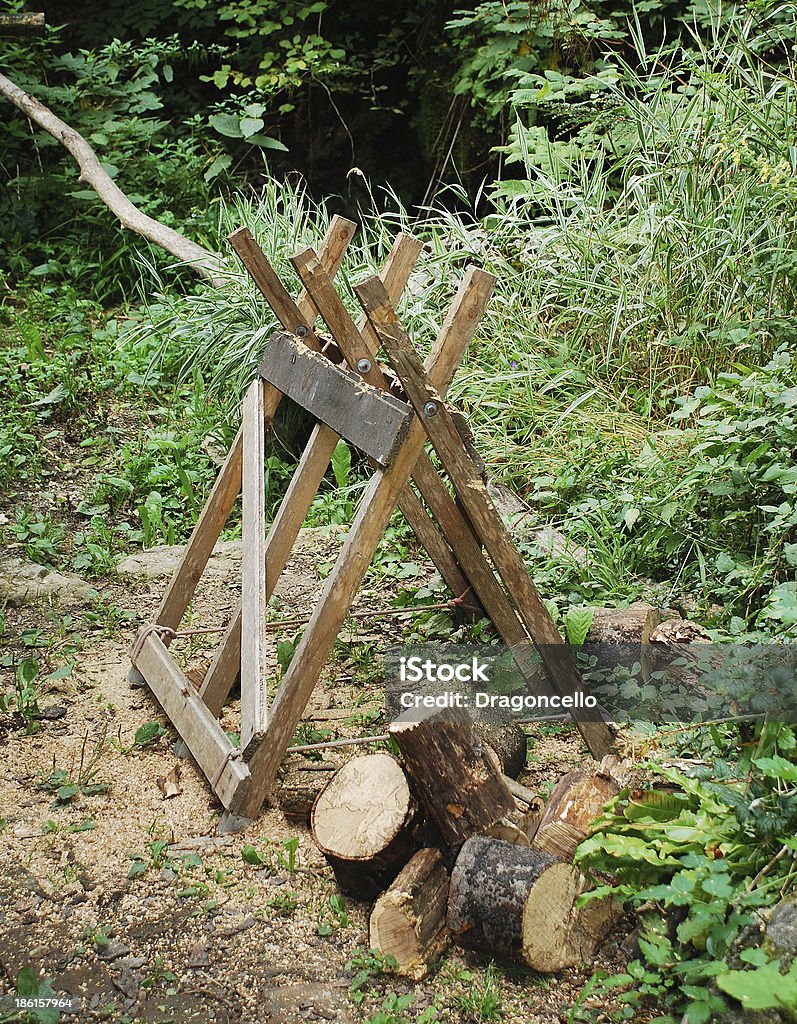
<box><xmin>311</xmin><ymin>753</ymin><xmax>421</xmax><ymax>900</ymax></box>
<box><xmin>276</xmin><ymin>757</ymin><xmax>342</xmax><ymax>825</ymax></box>
<box><xmin>0</xmin><ymin>72</ymin><xmax>223</xmax><ymax>284</ymax></box>
<box><xmin>389</xmin><ymin>706</ymin><xmax>516</xmax><ymax>846</ymax></box>
<box><xmin>532</xmin><ymin>768</ymin><xmax>620</xmax><ymax>861</ymax></box>
<box><xmin>369</xmin><ymin>848</ymin><xmax>450</xmax><ymax>980</ymax></box>
<box><xmin>474</xmin><ymin>721</ymin><xmax>527</xmax><ymax>779</ymax></box>
<box><xmin>447</xmin><ymin>836</ymin><xmax>618</xmax><ymax>971</ymax></box>
<box><xmin>586</xmin><ymin>602</ymin><xmax>664</xmax><ymax>646</ymax></box>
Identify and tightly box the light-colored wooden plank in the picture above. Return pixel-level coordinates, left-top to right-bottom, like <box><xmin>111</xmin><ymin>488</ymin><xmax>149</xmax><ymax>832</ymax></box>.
<box><xmin>135</xmin><ymin>634</ymin><xmax>250</xmax><ymax>810</ymax></box>
<box><xmin>240</xmin><ymin>379</ymin><xmax>269</xmax><ymax>756</ymax></box>
<box><xmin>357</xmin><ymin>276</ymin><xmax>615</xmax><ymax>759</ymax></box>
<box><xmin>259</xmin><ymin>332</ymin><xmax>413</xmax><ymax>466</ymax></box>
<box><xmin>233</xmin><ymin>267</ymin><xmax>496</xmax><ymax>819</ymax></box>
<box><xmin>194</xmin><ymin>220</ymin><xmax>356</xmax><ymax>715</ymax></box>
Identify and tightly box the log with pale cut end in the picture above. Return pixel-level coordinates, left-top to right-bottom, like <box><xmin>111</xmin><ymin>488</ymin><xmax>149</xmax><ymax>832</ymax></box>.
<box><xmin>369</xmin><ymin>848</ymin><xmax>451</xmax><ymax>980</ymax></box>
<box><xmin>474</xmin><ymin>721</ymin><xmax>527</xmax><ymax>779</ymax></box>
<box><xmin>586</xmin><ymin>602</ymin><xmax>664</xmax><ymax>646</ymax></box>
<box><xmin>447</xmin><ymin>836</ymin><xmax>618</xmax><ymax>972</ymax></box>
<box><xmin>311</xmin><ymin>753</ymin><xmax>420</xmax><ymax>900</ymax></box>
<box><xmin>389</xmin><ymin>706</ymin><xmax>516</xmax><ymax>846</ymax></box>
<box><xmin>532</xmin><ymin>768</ymin><xmax>620</xmax><ymax>862</ymax></box>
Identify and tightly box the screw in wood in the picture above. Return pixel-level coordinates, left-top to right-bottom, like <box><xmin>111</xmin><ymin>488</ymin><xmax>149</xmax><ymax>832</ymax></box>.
<box><xmin>294</xmin><ymin>325</ymin><xmax>309</xmax><ymax>337</ymax></box>
<box><xmin>423</xmin><ymin>401</ymin><xmax>438</xmax><ymax>417</ymax></box>
<box><xmin>357</xmin><ymin>358</ymin><xmax>372</xmax><ymax>374</ymax></box>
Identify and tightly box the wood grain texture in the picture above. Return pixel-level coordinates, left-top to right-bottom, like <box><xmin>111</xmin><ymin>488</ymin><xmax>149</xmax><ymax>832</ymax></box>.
<box><xmin>258</xmin><ymin>331</ymin><xmax>413</xmax><ymax>466</ymax></box>
<box><xmin>240</xmin><ymin>379</ymin><xmax>269</xmax><ymax>756</ymax></box>
<box><xmin>135</xmin><ymin>634</ymin><xmax>250</xmax><ymax>810</ymax></box>
<box><xmin>369</xmin><ymin>848</ymin><xmax>451</xmax><ymax>980</ymax></box>
<box><xmin>357</xmin><ymin>275</ymin><xmax>614</xmax><ymax>760</ymax></box>
<box><xmin>390</xmin><ymin>705</ymin><xmax>517</xmax><ymax>845</ymax></box>
<box><xmin>233</xmin><ymin>267</ymin><xmax>495</xmax><ymax>819</ymax></box>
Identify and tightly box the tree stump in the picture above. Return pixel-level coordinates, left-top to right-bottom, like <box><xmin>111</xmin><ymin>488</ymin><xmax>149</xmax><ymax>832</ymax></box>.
<box><xmin>447</xmin><ymin>836</ymin><xmax>618</xmax><ymax>971</ymax></box>
<box><xmin>389</xmin><ymin>706</ymin><xmax>516</xmax><ymax>846</ymax></box>
<box><xmin>369</xmin><ymin>848</ymin><xmax>451</xmax><ymax>980</ymax></box>
<box><xmin>310</xmin><ymin>753</ymin><xmax>420</xmax><ymax>900</ymax></box>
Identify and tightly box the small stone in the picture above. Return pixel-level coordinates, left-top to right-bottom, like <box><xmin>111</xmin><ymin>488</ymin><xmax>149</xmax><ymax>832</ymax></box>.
<box><xmin>188</xmin><ymin>943</ymin><xmax>209</xmax><ymax>968</ymax></box>
<box><xmin>98</xmin><ymin>942</ymin><xmax>131</xmax><ymax>961</ymax></box>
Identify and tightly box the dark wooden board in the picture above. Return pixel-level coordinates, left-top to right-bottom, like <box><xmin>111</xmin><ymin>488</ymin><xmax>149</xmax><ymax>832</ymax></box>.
<box><xmin>258</xmin><ymin>330</ymin><xmax>414</xmax><ymax>467</ymax></box>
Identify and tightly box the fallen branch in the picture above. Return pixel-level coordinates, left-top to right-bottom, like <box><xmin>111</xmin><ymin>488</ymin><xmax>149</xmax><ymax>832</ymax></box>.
<box><xmin>0</xmin><ymin>70</ymin><xmax>224</xmax><ymax>284</ymax></box>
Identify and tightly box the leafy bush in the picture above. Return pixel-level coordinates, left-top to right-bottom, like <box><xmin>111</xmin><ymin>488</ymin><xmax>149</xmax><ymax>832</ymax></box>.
<box><xmin>576</xmin><ymin>723</ymin><xmax>797</xmax><ymax>1023</ymax></box>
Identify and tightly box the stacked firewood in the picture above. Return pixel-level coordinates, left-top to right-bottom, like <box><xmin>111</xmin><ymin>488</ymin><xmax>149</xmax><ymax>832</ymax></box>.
<box><xmin>275</xmin><ymin>602</ymin><xmax>704</xmax><ymax>978</ymax></box>
<box><xmin>285</xmin><ymin>710</ymin><xmax>630</xmax><ymax>980</ymax></box>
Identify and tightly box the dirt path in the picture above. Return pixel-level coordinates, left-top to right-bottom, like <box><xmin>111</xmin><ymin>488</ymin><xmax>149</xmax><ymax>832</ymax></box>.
<box><xmin>0</xmin><ymin>534</ymin><xmax>629</xmax><ymax>1024</ymax></box>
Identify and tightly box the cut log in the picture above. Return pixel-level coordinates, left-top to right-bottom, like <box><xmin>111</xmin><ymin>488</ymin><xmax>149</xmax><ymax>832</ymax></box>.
<box><xmin>586</xmin><ymin>602</ymin><xmax>664</xmax><ymax>646</ymax></box>
<box><xmin>389</xmin><ymin>706</ymin><xmax>516</xmax><ymax>846</ymax></box>
<box><xmin>310</xmin><ymin>753</ymin><xmax>420</xmax><ymax>900</ymax></box>
<box><xmin>447</xmin><ymin>836</ymin><xmax>618</xmax><ymax>971</ymax></box>
<box><xmin>277</xmin><ymin>758</ymin><xmax>342</xmax><ymax>826</ymax></box>
<box><xmin>369</xmin><ymin>848</ymin><xmax>450</xmax><ymax>980</ymax></box>
<box><xmin>474</xmin><ymin>721</ymin><xmax>527</xmax><ymax>779</ymax></box>
<box><xmin>532</xmin><ymin>769</ymin><xmax>620</xmax><ymax>861</ymax></box>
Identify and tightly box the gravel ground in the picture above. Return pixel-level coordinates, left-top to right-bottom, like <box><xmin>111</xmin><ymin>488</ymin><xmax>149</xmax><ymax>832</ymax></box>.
<box><xmin>0</xmin><ymin>533</ymin><xmax>631</xmax><ymax>1024</ymax></box>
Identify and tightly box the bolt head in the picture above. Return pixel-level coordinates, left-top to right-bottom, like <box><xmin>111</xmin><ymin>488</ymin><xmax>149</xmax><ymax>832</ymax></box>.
<box><xmin>294</xmin><ymin>325</ymin><xmax>309</xmax><ymax>338</ymax></box>
<box><xmin>423</xmin><ymin>401</ymin><xmax>438</xmax><ymax>417</ymax></box>
<box><xmin>357</xmin><ymin>358</ymin><xmax>372</xmax><ymax>374</ymax></box>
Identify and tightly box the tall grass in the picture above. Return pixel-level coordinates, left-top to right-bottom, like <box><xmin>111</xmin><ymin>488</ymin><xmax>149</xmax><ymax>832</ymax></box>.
<box><xmin>126</xmin><ymin>21</ymin><xmax>797</xmax><ymax>628</ymax></box>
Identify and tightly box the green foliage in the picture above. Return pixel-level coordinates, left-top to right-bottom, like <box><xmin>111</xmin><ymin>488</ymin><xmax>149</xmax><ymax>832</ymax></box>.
<box><xmin>576</xmin><ymin>724</ymin><xmax>797</xmax><ymax>1023</ymax></box>
<box><xmin>346</xmin><ymin>949</ymin><xmax>398</xmax><ymax>1005</ymax></box>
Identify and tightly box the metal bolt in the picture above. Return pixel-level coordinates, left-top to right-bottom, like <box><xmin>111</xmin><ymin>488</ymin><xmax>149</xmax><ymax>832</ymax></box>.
<box><xmin>423</xmin><ymin>401</ymin><xmax>438</xmax><ymax>418</ymax></box>
<box><xmin>357</xmin><ymin>358</ymin><xmax>372</xmax><ymax>375</ymax></box>
<box><xmin>294</xmin><ymin>325</ymin><xmax>309</xmax><ymax>338</ymax></box>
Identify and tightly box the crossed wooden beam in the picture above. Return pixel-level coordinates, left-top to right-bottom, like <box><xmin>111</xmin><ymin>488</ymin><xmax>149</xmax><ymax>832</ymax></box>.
<box><xmin>130</xmin><ymin>216</ymin><xmax>614</xmax><ymax>831</ymax></box>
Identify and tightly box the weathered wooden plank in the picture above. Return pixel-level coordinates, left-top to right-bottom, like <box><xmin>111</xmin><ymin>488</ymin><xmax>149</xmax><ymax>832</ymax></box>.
<box><xmin>233</xmin><ymin>267</ymin><xmax>496</xmax><ymax>819</ymax></box>
<box><xmin>240</xmin><ymin>379</ymin><xmax>269</xmax><ymax>756</ymax></box>
<box><xmin>135</xmin><ymin>634</ymin><xmax>250</xmax><ymax>810</ymax></box>
<box><xmin>194</xmin><ymin>220</ymin><xmax>356</xmax><ymax>715</ymax></box>
<box><xmin>258</xmin><ymin>331</ymin><xmax>413</xmax><ymax>466</ymax></box>
<box><xmin>356</xmin><ymin>276</ymin><xmax>615</xmax><ymax>759</ymax></box>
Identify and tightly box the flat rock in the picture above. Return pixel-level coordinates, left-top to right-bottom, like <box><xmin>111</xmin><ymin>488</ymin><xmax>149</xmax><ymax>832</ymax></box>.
<box><xmin>115</xmin><ymin>540</ymin><xmax>243</xmax><ymax>580</ymax></box>
<box><xmin>0</xmin><ymin>556</ymin><xmax>98</xmax><ymax>607</ymax></box>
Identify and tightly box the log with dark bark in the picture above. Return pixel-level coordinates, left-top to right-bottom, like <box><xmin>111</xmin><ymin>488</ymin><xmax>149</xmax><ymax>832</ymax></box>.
<box><xmin>0</xmin><ymin>72</ymin><xmax>222</xmax><ymax>284</ymax></box>
<box><xmin>447</xmin><ymin>836</ymin><xmax>618</xmax><ymax>971</ymax></box>
<box><xmin>389</xmin><ymin>706</ymin><xmax>516</xmax><ymax>846</ymax></box>
<box><xmin>532</xmin><ymin>768</ymin><xmax>620</xmax><ymax>861</ymax></box>
<box><xmin>474</xmin><ymin>721</ymin><xmax>527</xmax><ymax>779</ymax></box>
<box><xmin>276</xmin><ymin>757</ymin><xmax>343</xmax><ymax>825</ymax></box>
<box><xmin>369</xmin><ymin>848</ymin><xmax>451</xmax><ymax>979</ymax></box>
<box><xmin>310</xmin><ymin>753</ymin><xmax>421</xmax><ymax>900</ymax></box>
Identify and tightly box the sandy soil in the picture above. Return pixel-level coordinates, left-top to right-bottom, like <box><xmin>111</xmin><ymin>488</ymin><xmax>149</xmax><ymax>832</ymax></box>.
<box><xmin>0</xmin><ymin>530</ymin><xmax>630</xmax><ymax>1024</ymax></box>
